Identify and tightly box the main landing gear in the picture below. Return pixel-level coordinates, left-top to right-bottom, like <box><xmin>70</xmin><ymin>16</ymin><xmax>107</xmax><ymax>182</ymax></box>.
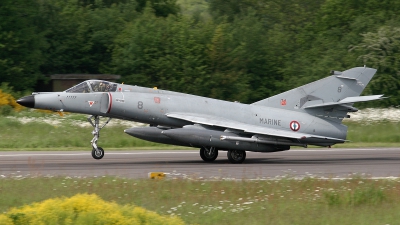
<box><xmin>227</xmin><ymin>150</ymin><xmax>246</xmax><ymax>164</ymax></box>
<box><xmin>199</xmin><ymin>147</ymin><xmax>247</xmax><ymax>163</ymax></box>
<box><xmin>200</xmin><ymin>147</ymin><xmax>218</xmax><ymax>162</ymax></box>
<box><xmin>88</xmin><ymin>115</ymin><xmax>112</xmax><ymax>160</ymax></box>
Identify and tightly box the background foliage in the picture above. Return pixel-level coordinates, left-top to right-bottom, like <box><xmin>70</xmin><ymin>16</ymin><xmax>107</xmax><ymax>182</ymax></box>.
<box><xmin>1</xmin><ymin>0</ymin><xmax>400</xmax><ymax>106</ymax></box>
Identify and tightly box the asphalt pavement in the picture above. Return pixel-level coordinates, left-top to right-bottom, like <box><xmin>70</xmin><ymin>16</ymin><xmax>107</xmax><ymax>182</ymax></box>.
<box><xmin>1</xmin><ymin>148</ymin><xmax>400</xmax><ymax>179</ymax></box>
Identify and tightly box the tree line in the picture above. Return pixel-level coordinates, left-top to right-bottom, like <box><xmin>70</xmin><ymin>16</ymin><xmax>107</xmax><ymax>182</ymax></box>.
<box><xmin>1</xmin><ymin>0</ymin><xmax>399</xmax><ymax>107</ymax></box>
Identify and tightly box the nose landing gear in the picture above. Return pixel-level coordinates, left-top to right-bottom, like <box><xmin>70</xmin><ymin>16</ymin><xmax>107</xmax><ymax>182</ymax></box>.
<box><xmin>88</xmin><ymin>115</ymin><xmax>111</xmax><ymax>160</ymax></box>
<box><xmin>92</xmin><ymin>147</ymin><xmax>104</xmax><ymax>159</ymax></box>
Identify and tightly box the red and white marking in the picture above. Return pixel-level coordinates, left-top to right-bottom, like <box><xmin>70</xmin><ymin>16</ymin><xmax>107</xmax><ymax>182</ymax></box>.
<box><xmin>290</xmin><ymin>121</ymin><xmax>300</xmax><ymax>131</ymax></box>
<box><xmin>88</xmin><ymin>101</ymin><xmax>95</xmax><ymax>107</ymax></box>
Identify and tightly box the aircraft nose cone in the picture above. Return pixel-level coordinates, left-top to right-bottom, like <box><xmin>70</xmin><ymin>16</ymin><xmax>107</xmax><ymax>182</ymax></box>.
<box><xmin>17</xmin><ymin>95</ymin><xmax>35</xmax><ymax>108</ymax></box>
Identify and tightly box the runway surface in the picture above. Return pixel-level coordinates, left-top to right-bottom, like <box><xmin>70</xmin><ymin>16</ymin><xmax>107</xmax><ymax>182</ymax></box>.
<box><xmin>1</xmin><ymin>148</ymin><xmax>400</xmax><ymax>179</ymax></box>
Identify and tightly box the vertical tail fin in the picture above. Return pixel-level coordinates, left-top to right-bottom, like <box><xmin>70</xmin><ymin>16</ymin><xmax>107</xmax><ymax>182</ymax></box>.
<box><xmin>252</xmin><ymin>67</ymin><xmax>383</xmax><ymax>122</ymax></box>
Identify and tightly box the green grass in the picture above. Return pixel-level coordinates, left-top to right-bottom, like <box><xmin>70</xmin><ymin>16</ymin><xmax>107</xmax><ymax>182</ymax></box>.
<box><xmin>0</xmin><ymin>122</ymin><xmax>166</xmax><ymax>149</ymax></box>
<box><xmin>345</xmin><ymin>121</ymin><xmax>400</xmax><ymax>143</ymax></box>
<box><xmin>0</xmin><ymin>116</ymin><xmax>171</xmax><ymax>150</ymax></box>
<box><xmin>1</xmin><ymin>176</ymin><xmax>400</xmax><ymax>224</ymax></box>
<box><xmin>0</xmin><ymin>112</ymin><xmax>398</xmax><ymax>150</ymax></box>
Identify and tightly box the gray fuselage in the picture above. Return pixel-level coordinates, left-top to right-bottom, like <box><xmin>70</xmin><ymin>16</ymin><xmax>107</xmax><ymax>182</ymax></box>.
<box><xmin>32</xmin><ymin>83</ymin><xmax>347</xmax><ymax>146</ymax></box>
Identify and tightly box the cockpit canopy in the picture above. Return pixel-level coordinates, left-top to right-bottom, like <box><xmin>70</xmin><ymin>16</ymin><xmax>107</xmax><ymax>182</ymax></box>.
<box><xmin>65</xmin><ymin>80</ymin><xmax>118</xmax><ymax>93</ymax></box>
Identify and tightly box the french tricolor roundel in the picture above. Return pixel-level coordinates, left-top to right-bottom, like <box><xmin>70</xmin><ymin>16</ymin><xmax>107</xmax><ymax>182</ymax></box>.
<box><xmin>290</xmin><ymin>121</ymin><xmax>300</xmax><ymax>131</ymax></box>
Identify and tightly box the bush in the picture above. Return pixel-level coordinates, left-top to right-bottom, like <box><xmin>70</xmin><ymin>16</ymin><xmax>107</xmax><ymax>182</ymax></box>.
<box><xmin>3</xmin><ymin>194</ymin><xmax>184</xmax><ymax>225</ymax></box>
<box><xmin>0</xmin><ymin>89</ymin><xmax>23</xmax><ymax>114</ymax></box>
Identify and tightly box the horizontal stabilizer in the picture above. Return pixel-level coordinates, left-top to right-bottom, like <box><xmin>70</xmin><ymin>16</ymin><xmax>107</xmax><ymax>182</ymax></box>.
<box><xmin>304</xmin><ymin>95</ymin><xmax>385</xmax><ymax>109</ymax></box>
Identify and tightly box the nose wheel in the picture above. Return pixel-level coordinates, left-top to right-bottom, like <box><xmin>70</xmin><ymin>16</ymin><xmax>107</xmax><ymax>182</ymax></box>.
<box><xmin>92</xmin><ymin>147</ymin><xmax>104</xmax><ymax>159</ymax></box>
<box><xmin>88</xmin><ymin>115</ymin><xmax>111</xmax><ymax>160</ymax></box>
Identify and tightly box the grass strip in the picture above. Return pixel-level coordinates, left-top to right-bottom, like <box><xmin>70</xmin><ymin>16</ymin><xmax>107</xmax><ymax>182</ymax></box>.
<box><xmin>0</xmin><ymin>116</ymin><xmax>398</xmax><ymax>150</ymax></box>
<box><xmin>1</xmin><ymin>176</ymin><xmax>400</xmax><ymax>225</ymax></box>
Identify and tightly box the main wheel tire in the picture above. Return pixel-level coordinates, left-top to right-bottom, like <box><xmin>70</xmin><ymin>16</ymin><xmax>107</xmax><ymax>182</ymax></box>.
<box><xmin>92</xmin><ymin>147</ymin><xmax>104</xmax><ymax>160</ymax></box>
<box><xmin>227</xmin><ymin>150</ymin><xmax>246</xmax><ymax>164</ymax></box>
<box><xmin>200</xmin><ymin>147</ymin><xmax>218</xmax><ymax>162</ymax></box>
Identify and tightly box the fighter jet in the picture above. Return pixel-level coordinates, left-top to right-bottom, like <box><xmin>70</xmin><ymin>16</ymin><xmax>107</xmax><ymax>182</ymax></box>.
<box><xmin>17</xmin><ymin>67</ymin><xmax>385</xmax><ymax>163</ymax></box>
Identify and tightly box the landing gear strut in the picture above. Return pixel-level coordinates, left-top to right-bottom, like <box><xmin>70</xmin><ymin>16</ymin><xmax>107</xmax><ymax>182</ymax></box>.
<box><xmin>88</xmin><ymin>115</ymin><xmax>111</xmax><ymax>160</ymax></box>
<box><xmin>200</xmin><ymin>147</ymin><xmax>218</xmax><ymax>162</ymax></box>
